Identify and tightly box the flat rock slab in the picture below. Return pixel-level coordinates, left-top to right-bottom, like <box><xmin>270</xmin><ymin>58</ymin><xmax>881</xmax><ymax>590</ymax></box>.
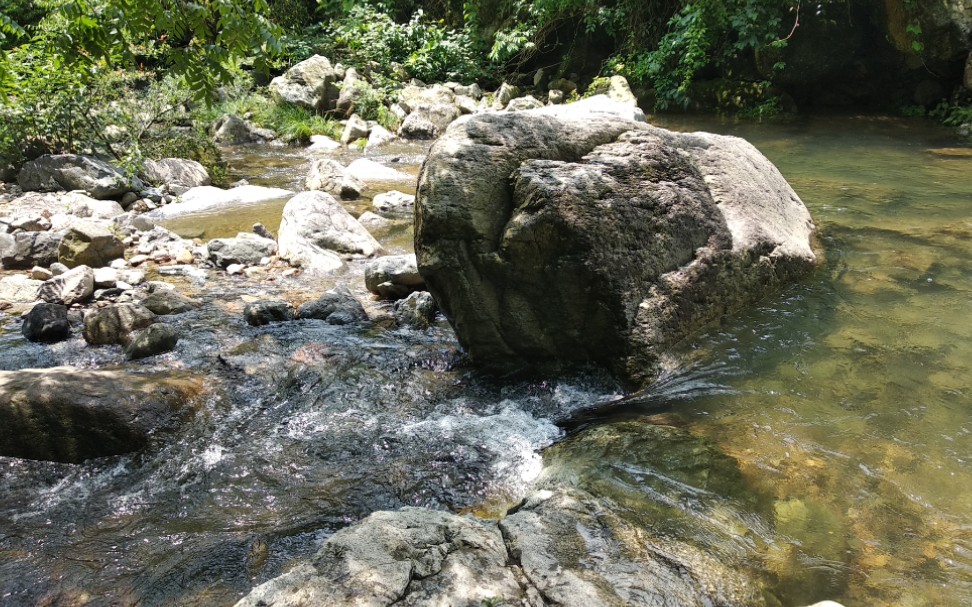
<box><xmin>141</xmin><ymin>185</ymin><xmax>294</xmax><ymax>222</ymax></box>
<box><xmin>0</xmin><ymin>367</ymin><xmax>203</xmax><ymax>462</ymax></box>
<box><xmin>234</xmin><ymin>487</ymin><xmax>767</xmax><ymax>607</ymax></box>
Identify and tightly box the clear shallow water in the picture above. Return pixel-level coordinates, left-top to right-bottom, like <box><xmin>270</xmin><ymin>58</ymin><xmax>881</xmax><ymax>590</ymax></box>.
<box><xmin>545</xmin><ymin>114</ymin><xmax>972</xmax><ymax>606</ymax></box>
<box><xmin>0</xmin><ymin>115</ymin><xmax>970</xmax><ymax>606</ymax></box>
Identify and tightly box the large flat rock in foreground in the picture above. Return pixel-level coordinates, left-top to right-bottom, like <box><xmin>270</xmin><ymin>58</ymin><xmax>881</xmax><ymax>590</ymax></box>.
<box><xmin>415</xmin><ymin>107</ymin><xmax>816</xmax><ymax>385</ymax></box>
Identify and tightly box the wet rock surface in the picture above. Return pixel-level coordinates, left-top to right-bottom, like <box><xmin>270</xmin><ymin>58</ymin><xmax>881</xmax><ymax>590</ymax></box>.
<box><xmin>0</xmin><ymin>367</ymin><xmax>202</xmax><ymax>462</ymax></box>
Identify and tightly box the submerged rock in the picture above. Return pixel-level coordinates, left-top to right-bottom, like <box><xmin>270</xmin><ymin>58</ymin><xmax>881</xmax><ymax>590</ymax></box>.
<box><xmin>415</xmin><ymin>109</ymin><xmax>816</xmax><ymax>385</ymax></box>
<box><xmin>0</xmin><ymin>367</ymin><xmax>202</xmax><ymax>462</ymax></box>
<box><xmin>244</xmin><ymin>301</ymin><xmax>294</xmax><ymax>326</ymax></box>
<box><xmin>124</xmin><ymin>323</ymin><xmax>180</xmax><ymax>360</ymax></box>
<box><xmin>141</xmin><ymin>185</ymin><xmax>293</xmax><ymax>222</ymax></box>
<box><xmin>140</xmin><ymin>290</ymin><xmax>199</xmax><ymax>315</ymax></box>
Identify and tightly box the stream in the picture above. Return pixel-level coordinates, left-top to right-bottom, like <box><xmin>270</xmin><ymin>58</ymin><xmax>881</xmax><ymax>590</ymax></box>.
<box><xmin>1</xmin><ymin>114</ymin><xmax>971</xmax><ymax>606</ymax></box>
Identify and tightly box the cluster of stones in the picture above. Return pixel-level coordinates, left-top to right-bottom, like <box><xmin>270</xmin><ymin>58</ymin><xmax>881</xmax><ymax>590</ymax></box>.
<box><xmin>213</xmin><ymin>53</ymin><xmax>643</xmax><ymax>153</ymax></box>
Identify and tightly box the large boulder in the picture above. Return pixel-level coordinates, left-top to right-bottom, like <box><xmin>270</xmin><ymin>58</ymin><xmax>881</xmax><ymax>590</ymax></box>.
<box><xmin>143</xmin><ymin>158</ymin><xmax>211</xmax><ymax>195</ymax></box>
<box><xmin>397</xmin><ymin>84</ymin><xmax>456</xmax><ymax>113</ymax></box>
<box><xmin>277</xmin><ymin>191</ymin><xmax>382</xmax><ymax>272</ymax></box>
<box><xmin>58</xmin><ymin>220</ymin><xmax>125</xmax><ymax>269</ymax></box>
<box><xmin>0</xmin><ymin>230</ymin><xmax>60</xmax><ymax>269</ymax></box>
<box><xmin>17</xmin><ymin>154</ymin><xmax>131</xmax><ymax>199</ymax></box>
<box><xmin>415</xmin><ymin>110</ymin><xmax>816</xmax><ymax>385</ymax></box>
<box><xmin>206</xmin><ymin>232</ymin><xmax>278</xmax><ymax>268</ymax></box>
<box><xmin>0</xmin><ymin>367</ymin><xmax>202</xmax><ymax>462</ymax></box>
<box><xmin>269</xmin><ymin>54</ymin><xmax>343</xmax><ymax>112</ymax></box>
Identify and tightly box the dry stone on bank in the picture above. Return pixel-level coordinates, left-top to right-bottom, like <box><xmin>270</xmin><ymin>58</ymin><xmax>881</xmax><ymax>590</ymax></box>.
<box><xmin>18</xmin><ymin>154</ymin><xmax>131</xmax><ymax>199</ymax></box>
<box><xmin>0</xmin><ymin>230</ymin><xmax>60</xmax><ymax>269</ymax></box>
<box><xmin>277</xmin><ymin>191</ymin><xmax>382</xmax><ymax>273</ymax></box>
<box><xmin>58</xmin><ymin>220</ymin><xmax>126</xmax><ymax>268</ymax></box>
<box><xmin>415</xmin><ymin>103</ymin><xmax>816</xmax><ymax>386</ymax></box>
<box><xmin>270</xmin><ymin>54</ymin><xmax>343</xmax><ymax>112</ymax></box>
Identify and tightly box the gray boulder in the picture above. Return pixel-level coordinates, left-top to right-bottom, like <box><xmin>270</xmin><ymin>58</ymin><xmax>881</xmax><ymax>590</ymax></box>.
<box><xmin>38</xmin><ymin>264</ymin><xmax>94</xmax><ymax>305</ymax></box>
<box><xmin>506</xmin><ymin>95</ymin><xmax>544</xmax><ymax>111</ymax></box>
<box><xmin>58</xmin><ymin>220</ymin><xmax>125</xmax><ymax>268</ymax></box>
<box><xmin>335</xmin><ymin>68</ymin><xmax>374</xmax><ymax>117</ymax></box>
<box><xmin>18</xmin><ymin>154</ymin><xmax>131</xmax><ymax>199</ymax></box>
<box><xmin>372</xmin><ymin>190</ymin><xmax>414</xmax><ymax>215</ymax></box>
<box><xmin>340</xmin><ymin>113</ymin><xmax>370</xmax><ymax>144</ymax></box>
<box><xmin>306</xmin><ymin>159</ymin><xmax>363</xmax><ymax>200</ymax></box>
<box><xmin>0</xmin><ymin>367</ymin><xmax>201</xmax><ymax>462</ymax></box>
<box><xmin>140</xmin><ymin>290</ymin><xmax>199</xmax><ymax>315</ymax></box>
<box><xmin>143</xmin><ymin>158</ymin><xmax>211</xmax><ymax>195</ymax></box>
<box><xmin>364</xmin><ymin>254</ymin><xmax>424</xmax><ymax>299</ymax></box>
<box><xmin>394</xmin><ymin>291</ymin><xmax>436</xmax><ymax>329</ymax></box>
<box><xmin>244</xmin><ymin>301</ymin><xmax>294</xmax><ymax>326</ymax></box>
<box><xmin>278</xmin><ymin>191</ymin><xmax>382</xmax><ymax>272</ymax></box>
<box><xmin>365</xmin><ymin>124</ymin><xmax>397</xmax><ymax>152</ymax></box>
<box><xmin>83</xmin><ymin>303</ymin><xmax>157</xmax><ymax>345</ymax></box>
<box><xmin>269</xmin><ymin>54</ymin><xmax>343</xmax><ymax>112</ymax></box>
<box><xmin>22</xmin><ymin>302</ymin><xmax>70</xmax><ymax>343</ymax></box>
<box><xmin>213</xmin><ymin>114</ymin><xmax>275</xmax><ymax>144</ymax></box>
<box><xmin>295</xmin><ymin>287</ymin><xmax>368</xmax><ymax>325</ymax></box>
<box><xmin>64</xmin><ymin>192</ymin><xmax>125</xmax><ymax>219</ymax></box>
<box><xmin>0</xmin><ymin>231</ymin><xmax>60</xmax><ymax>269</ymax></box>
<box><xmin>397</xmin><ymin>84</ymin><xmax>456</xmax><ymax>114</ymax></box>
<box><xmin>124</xmin><ymin>324</ymin><xmax>180</xmax><ymax>360</ymax></box>
<box><xmin>415</xmin><ymin>110</ymin><xmax>816</xmax><ymax>385</ymax></box>
<box><xmin>399</xmin><ymin>104</ymin><xmax>461</xmax><ymax>140</ymax></box>
<box><xmin>207</xmin><ymin>232</ymin><xmax>278</xmax><ymax>268</ymax></box>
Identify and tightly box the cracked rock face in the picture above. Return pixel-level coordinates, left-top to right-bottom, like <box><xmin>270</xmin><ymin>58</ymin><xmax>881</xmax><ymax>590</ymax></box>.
<box><xmin>234</xmin><ymin>488</ymin><xmax>767</xmax><ymax>607</ymax></box>
<box><xmin>414</xmin><ymin>111</ymin><xmax>817</xmax><ymax>386</ymax></box>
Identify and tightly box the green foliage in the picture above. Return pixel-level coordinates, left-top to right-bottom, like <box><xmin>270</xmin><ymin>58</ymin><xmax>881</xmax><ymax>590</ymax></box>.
<box><xmin>203</xmin><ymin>89</ymin><xmax>342</xmax><ymax>143</ymax></box>
<box><xmin>323</xmin><ymin>5</ymin><xmax>490</xmax><ymax>84</ymax></box>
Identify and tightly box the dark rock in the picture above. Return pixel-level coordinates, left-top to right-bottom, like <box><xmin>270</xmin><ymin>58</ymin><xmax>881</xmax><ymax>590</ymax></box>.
<box><xmin>253</xmin><ymin>222</ymin><xmax>275</xmax><ymax>240</ymax></box>
<box><xmin>140</xmin><ymin>290</ymin><xmax>199</xmax><ymax>315</ymax></box>
<box><xmin>0</xmin><ymin>367</ymin><xmax>202</xmax><ymax>462</ymax></box>
<box><xmin>17</xmin><ymin>154</ymin><xmax>131</xmax><ymax>199</ymax></box>
<box><xmin>296</xmin><ymin>287</ymin><xmax>368</xmax><ymax>324</ymax></box>
<box><xmin>415</xmin><ymin>109</ymin><xmax>816</xmax><ymax>386</ymax></box>
<box><xmin>58</xmin><ymin>220</ymin><xmax>126</xmax><ymax>268</ymax></box>
<box><xmin>124</xmin><ymin>324</ymin><xmax>180</xmax><ymax>360</ymax></box>
<box><xmin>394</xmin><ymin>291</ymin><xmax>436</xmax><ymax>329</ymax></box>
<box><xmin>22</xmin><ymin>303</ymin><xmax>70</xmax><ymax>343</ymax></box>
<box><xmin>244</xmin><ymin>301</ymin><xmax>294</xmax><ymax>326</ymax></box>
<box><xmin>0</xmin><ymin>231</ymin><xmax>60</xmax><ymax>269</ymax></box>
<box><xmin>83</xmin><ymin>303</ymin><xmax>157</xmax><ymax>345</ymax></box>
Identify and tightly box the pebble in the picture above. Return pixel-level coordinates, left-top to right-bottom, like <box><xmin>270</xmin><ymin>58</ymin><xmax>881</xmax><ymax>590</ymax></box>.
<box><xmin>129</xmin><ymin>254</ymin><xmax>150</xmax><ymax>266</ymax></box>
<box><xmin>31</xmin><ymin>266</ymin><xmax>53</xmax><ymax>281</ymax></box>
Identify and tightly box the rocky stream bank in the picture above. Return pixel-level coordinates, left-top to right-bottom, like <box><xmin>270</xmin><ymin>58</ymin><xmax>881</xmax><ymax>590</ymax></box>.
<box><xmin>0</xmin><ymin>72</ymin><xmax>845</xmax><ymax>607</ymax></box>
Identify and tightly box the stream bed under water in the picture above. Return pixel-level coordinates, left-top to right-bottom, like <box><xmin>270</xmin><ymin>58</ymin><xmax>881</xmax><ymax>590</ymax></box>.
<box><xmin>1</xmin><ymin>115</ymin><xmax>970</xmax><ymax>607</ymax></box>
